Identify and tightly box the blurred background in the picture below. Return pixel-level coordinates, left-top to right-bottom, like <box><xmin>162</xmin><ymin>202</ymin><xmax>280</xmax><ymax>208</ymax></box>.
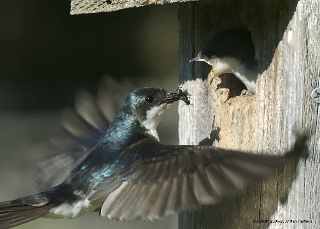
<box><xmin>0</xmin><ymin>1</ymin><xmax>180</xmax><ymax>228</ymax></box>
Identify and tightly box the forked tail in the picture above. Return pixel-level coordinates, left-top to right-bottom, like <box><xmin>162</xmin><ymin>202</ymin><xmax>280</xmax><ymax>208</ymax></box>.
<box><xmin>0</xmin><ymin>194</ymin><xmax>57</xmax><ymax>229</ymax></box>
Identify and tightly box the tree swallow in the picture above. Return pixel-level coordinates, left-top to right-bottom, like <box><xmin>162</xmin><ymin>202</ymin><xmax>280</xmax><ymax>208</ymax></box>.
<box><xmin>0</xmin><ymin>87</ymin><xmax>291</xmax><ymax>228</ymax></box>
<box><xmin>190</xmin><ymin>28</ymin><xmax>258</xmax><ymax>94</ymax></box>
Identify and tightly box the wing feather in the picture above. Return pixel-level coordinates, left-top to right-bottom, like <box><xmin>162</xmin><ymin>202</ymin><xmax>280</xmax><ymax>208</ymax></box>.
<box><xmin>95</xmin><ymin>138</ymin><xmax>284</xmax><ymax>220</ymax></box>
<box><xmin>35</xmin><ymin>77</ymin><xmax>134</xmax><ymax>190</ymax></box>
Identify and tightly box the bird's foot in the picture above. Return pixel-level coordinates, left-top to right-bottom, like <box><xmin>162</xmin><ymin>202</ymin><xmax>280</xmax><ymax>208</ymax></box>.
<box><xmin>209</xmin><ymin>69</ymin><xmax>217</xmax><ymax>85</ymax></box>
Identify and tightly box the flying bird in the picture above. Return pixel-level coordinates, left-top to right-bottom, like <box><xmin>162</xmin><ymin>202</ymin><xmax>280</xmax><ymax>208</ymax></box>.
<box><xmin>190</xmin><ymin>28</ymin><xmax>258</xmax><ymax>94</ymax></box>
<box><xmin>0</xmin><ymin>87</ymin><xmax>293</xmax><ymax>228</ymax></box>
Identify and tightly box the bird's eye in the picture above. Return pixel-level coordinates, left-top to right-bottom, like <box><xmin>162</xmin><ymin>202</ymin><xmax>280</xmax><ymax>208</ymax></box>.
<box><xmin>146</xmin><ymin>96</ymin><xmax>154</xmax><ymax>103</ymax></box>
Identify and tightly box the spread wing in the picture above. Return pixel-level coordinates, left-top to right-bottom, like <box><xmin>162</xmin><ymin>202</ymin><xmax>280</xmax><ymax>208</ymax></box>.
<box><xmin>35</xmin><ymin>90</ymin><xmax>110</xmax><ymax>190</ymax></box>
<box><xmin>94</xmin><ymin>138</ymin><xmax>283</xmax><ymax>221</ymax></box>
<box><xmin>35</xmin><ymin>77</ymin><xmax>135</xmax><ymax>190</ymax></box>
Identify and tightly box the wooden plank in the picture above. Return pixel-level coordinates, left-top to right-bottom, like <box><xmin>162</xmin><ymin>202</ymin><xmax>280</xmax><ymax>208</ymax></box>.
<box><xmin>178</xmin><ymin>0</ymin><xmax>320</xmax><ymax>228</ymax></box>
<box><xmin>70</xmin><ymin>0</ymin><xmax>196</xmax><ymax>14</ymax></box>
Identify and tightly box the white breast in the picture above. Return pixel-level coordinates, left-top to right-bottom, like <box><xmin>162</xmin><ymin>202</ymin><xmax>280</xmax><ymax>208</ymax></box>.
<box><xmin>141</xmin><ymin>105</ymin><xmax>167</xmax><ymax>141</ymax></box>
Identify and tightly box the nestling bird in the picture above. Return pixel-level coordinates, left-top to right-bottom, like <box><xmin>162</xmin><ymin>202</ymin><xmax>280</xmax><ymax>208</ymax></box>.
<box><xmin>0</xmin><ymin>87</ymin><xmax>293</xmax><ymax>228</ymax></box>
<box><xmin>190</xmin><ymin>28</ymin><xmax>258</xmax><ymax>94</ymax></box>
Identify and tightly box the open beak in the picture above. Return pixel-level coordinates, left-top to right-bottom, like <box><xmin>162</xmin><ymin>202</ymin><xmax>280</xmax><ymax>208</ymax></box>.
<box><xmin>160</xmin><ymin>90</ymin><xmax>190</xmax><ymax>105</ymax></box>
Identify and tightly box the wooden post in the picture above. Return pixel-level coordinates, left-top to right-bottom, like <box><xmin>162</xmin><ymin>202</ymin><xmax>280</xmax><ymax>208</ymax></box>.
<box><xmin>178</xmin><ymin>0</ymin><xmax>320</xmax><ymax>228</ymax></box>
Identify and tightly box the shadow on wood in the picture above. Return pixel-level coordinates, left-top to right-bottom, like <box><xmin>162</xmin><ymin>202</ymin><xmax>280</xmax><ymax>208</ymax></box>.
<box><xmin>179</xmin><ymin>133</ymin><xmax>308</xmax><ymax>229</ymax></box>
<box><xmin>178</xmin><ymin>0</ymin><xmax>320</xmax><ymax>228</ymax></box>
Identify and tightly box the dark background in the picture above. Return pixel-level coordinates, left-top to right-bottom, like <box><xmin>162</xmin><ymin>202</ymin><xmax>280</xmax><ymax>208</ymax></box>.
<box><xmin>0</xmin><ymin>1</ymin><xmax>180</xmax><ymax>228</ymax></box>
<box><xmin>0</xmin><ymin>1</ymin><xmax>179</xmax><ymax>111</ymax></box>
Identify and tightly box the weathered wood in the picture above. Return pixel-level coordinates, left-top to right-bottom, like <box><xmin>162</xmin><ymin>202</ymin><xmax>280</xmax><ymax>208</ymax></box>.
<box><xmin>70</xmin><ymin>0</ymin><xmax>196</xmax><ymax>14</ymax></box>
<box><xmin>178</xmin><ymin>0</ymin><xmax>320</xmax><ymax>228</ymax></box>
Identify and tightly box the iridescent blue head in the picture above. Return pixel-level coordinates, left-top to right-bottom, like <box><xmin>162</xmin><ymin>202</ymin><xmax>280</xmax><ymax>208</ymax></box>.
<box><xmin>118</xmin><ymin>87</ymin><xmax>188</xmax><ymax>140</ymax></box>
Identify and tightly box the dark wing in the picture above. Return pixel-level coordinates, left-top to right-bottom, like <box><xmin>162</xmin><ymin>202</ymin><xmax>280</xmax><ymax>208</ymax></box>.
<box><xmin>35</xmin><ymin>90</ymin><xmax>109</xmax><ymax>190</ymax></box>
<box><xmin>94</xmin><ymin>138</ymin><xmax>284</xmax><ymax>221</ymax></box>
<box><xmin>35</xmin><ymin>76</ymin><xmax>135</xmax><ymax>190</ymax></box>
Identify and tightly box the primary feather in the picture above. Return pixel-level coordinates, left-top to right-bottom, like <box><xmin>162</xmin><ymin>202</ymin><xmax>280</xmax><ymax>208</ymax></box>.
<box><xmin>0</xmin><ymin>81</ymin><xmax>304</xmax><ymax>229</ymax></box>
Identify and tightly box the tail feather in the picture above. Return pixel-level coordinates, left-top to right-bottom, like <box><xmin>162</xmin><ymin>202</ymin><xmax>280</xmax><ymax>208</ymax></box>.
<box><xmin>0</xmin><ymin>200</ymin><xmax>56</xmax><ymax>229</ymax></box>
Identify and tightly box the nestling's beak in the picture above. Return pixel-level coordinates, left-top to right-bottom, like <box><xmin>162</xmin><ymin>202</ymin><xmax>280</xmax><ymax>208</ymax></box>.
<box><xmin>189</xmin><ymin>56</ymin><xmax>200</xmax><ymax>62</ymax></box>
<box><xmin>160</xmin><ymin>90</ymin><xmax>190</xmax><ymax>105</ymax></box>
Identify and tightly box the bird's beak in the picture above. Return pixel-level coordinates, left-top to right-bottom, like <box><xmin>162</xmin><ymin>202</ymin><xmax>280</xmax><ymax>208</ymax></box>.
<box><xmin>189</xmin><ymin>56</ymin><xmax>200</xmax><ymax>62</ymax></box>
<box><xmin>160</xmin><ymin>90</ymin><xmax>190</xmax><ymax>105</ymax></box>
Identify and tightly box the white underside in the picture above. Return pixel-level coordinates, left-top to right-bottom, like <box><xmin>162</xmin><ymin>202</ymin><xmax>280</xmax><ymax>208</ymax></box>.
<box><xmin>205</xmin><ymin>57</ymin><xmax>258</xmax><ymax>93</ymax></box>
<box><xmin>206</xmin><ymin>57</ymin><xmax>237</xmax><ymax>75</ymax></box>
<box><xmin>232</xmin><ymin>63</ymin><xmax>258</xmax><ymax>93</ymax></box>
<box><xmin>47</xmin><ymin>199</ymin><xmax>92</xmax><ymax>219</ymax></box>
<box><xmin>141</xmin><ymin>104</ymin><xmax>168</xmax><ymax>141</ymax></box>
<box><xmin>46</xmin><ymin>189</ymin><xmax>107</xmax><ymax>219</ymax></box>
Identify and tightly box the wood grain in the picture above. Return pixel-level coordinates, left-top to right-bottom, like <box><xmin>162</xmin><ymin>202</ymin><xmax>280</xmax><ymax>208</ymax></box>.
<box><xmin>178</xmin><ymin>0</ymin><xmax>320</xmax><ymax>228</ymax></box>
<box><xmin>70</xmin><ymin>0</ymin><xmax>196</xmax><ymax>14</ymax></box>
